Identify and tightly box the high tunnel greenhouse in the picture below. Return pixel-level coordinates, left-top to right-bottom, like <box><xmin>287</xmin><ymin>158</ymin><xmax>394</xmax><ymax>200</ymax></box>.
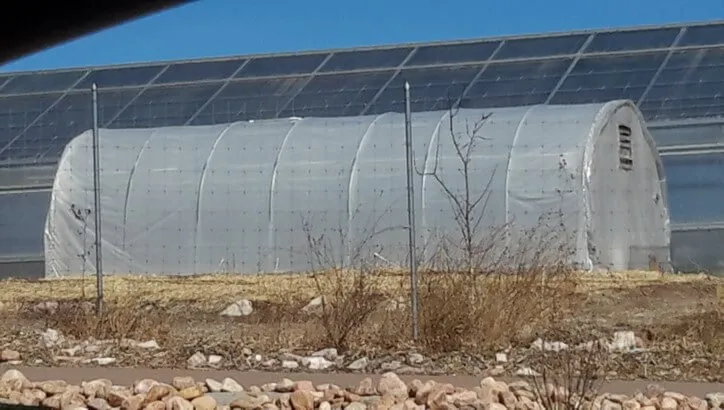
<box><xmin>44</xmin><ymin>100</ymin><xmax>671</xmax><ymax>277</ymax></box>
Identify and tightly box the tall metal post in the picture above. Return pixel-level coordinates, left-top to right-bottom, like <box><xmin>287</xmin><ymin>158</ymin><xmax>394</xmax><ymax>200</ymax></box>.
<box><xmin>403</xmin><ymin>81</ymin><xmax>419</xmax><ymax>340</ymax></box>
<box><xmin>91</xmin><ymin>83</ymin><xmax>104</xmax><ymax>316</ymax></box>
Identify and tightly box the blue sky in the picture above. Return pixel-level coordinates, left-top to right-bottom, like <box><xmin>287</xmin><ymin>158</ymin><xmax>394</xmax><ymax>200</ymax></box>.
<box><xmin>2</xmin><ymin>0</ymin><xmax>722</xmax><ymax>72</ymax></box>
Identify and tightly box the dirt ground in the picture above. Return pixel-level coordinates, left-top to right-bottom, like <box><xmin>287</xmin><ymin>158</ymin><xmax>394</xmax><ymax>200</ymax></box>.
<box><xmin>0</xmin><ymin>270</ymin><xmax>722</xmax><ymax>383</ymax></box>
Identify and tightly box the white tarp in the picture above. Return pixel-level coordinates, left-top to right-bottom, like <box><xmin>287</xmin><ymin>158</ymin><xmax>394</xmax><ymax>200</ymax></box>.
<box><xmin>44</xmin><ymin>101</ymin><xmax>671</xmax><ymax>277</ymax></box>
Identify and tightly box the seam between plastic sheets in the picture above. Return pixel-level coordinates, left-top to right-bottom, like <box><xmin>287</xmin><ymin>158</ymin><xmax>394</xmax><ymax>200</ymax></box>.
<box><xmin>503</xmin><ymin>105</ymin><xmax>535</xmax><ymax>247</ymax></box>
<box><xmin>192</xmin><ymin>122</ymin><xmax>238</xmax><ymax>273</ymax></box>
<box><xmin>346</xmin><ymin>113</ymin><xmax>388</xmax><ymax>266</ymax></box>
<box><xmin>121</xmin><ymin>129</ymin><xmax>160</xmax><ymax>250</ymax></box>
<box><xmin>421</xmin><ymin>110</ymin><xmax>451</xmax><ymax>257</ymax></box>
<box><xmin>267</xmin><ymin>120</ymin><xmax>302</xmax><ymax>273</ymax></box>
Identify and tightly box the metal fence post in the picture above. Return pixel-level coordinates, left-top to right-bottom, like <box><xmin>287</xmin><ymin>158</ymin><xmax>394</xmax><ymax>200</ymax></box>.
<box><xmin>403</xmin><ymin>81</ymin><xmax>420</xmax><ymax>340</ymax></box>
<box><xmin>91</xmin><ymin>83</ymin><xmax>104</xmax><ymax>316</ymax></box>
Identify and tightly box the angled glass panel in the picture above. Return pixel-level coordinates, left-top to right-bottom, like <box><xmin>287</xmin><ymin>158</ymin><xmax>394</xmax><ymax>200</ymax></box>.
<box><xmin>662</xmin><ymin>153</ymin><xmax>724</xmax><ymax>224</ymax></box>
<box><xmin>111</xmin><ymin>83</ymin><xmax>222</xmax><ymax>128</ymax></box>
<box><xmin>0</xmin><ymin>94</ymin><xmax>61</xmax><ymax>152</ymax></box>
<box><xmin>463</xmin><ymin>59</ymin><xmax>571</xmax><ymax>108</ymax></box>
<box><xmin>319</xmin><ymin>47</ymin><xmax>412</xmax><ymax>72</ymax></box>
<box><xmin>586</xmin><ymin>28</ymin><xmax>680</xmax><ymax>52</ymax></box>
<box><xmin>0</xmin><ymin>70</ymin><xmax>87</xmax><ymax>94</ymax></box>
<box><xmin>642</xmin><ymin>48</ymin><xmax>724</xmax><ymax>120</ymax></box>
<box><xmin>8</xmin><ymin>89</ymin><xmax>140</xmax><ymax>162</ymax></box>
<box><xmin>649</xmin><ymin>123</ymin><xmax>724</xmax><ymax>147</ymax></box>
<box><xmin>0</xmin><ymin>76</ymin><xmax>13</xmax><ymax>91</ymax></box>
<box><xmin>550</xmin><ymin>53</ymin><xmax>664</xmax><ymax>104</ymax></box>
<box><xmin>190</xmin><ymin>76</ymin><xmax>309</xmax><ymax>125</ymax></box>
<box><xmin>679</xmin><ymin>23</ymin><xmax>724</xmax><ymax>47</ymax></box>
<box><xmin>0</xmin><ymin>191</ymin><xmax>50</xmax><ymax>257</ymax></box>
<box><xmin>404</xmin><ymin>41</ymin><xmax>499</xmax><ymax>66</ymax></box>
<box><xmin>236</xmin><ymin>53</ymin><xmax>328</xmax><ymax>78</ymax></box>
<box><xmin>495</xmin><ymin>34</ymin><xmax>588</xmax><ymax>59</ymax></box>
<box><xmin>154</xmin><ymin>59</ymin><xmax>245</xmax><ymax>84</ymax></box>
<box><xmin>280</xmin><ymin>71</ymin><xmax>393</xmax><ymax>118</ymax></box>
<box><xmin>368</xmin><ymin>65</ymin><xmax>481</xmax><ymax>114</ymax></box>
<box><xmin>75</xmin><ymin>65</ymin><xmax>166</xmax><ymax>89</ymax></box>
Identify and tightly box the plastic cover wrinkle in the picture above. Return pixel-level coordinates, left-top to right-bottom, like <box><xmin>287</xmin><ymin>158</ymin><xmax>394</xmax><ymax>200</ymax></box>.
<box><xmin>121</xmin><ymin>129</ymin><xmax>158</xmax><ymax>248</ymax></box>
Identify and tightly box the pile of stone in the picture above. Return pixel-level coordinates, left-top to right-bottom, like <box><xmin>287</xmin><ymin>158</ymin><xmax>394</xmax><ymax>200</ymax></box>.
<box><xmin>0</xmin><ymin>368</ymin><xmax>723</xmax><ymax>410</ymax></box>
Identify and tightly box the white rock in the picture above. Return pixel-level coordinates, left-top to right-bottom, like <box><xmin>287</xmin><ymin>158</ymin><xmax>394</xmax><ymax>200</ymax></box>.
<box><xmin>301</xmin><ymin>296</ymin><xmax>325</xmax><ymax>314</ymax></box>
<box><xmin>41</xmin><ymin>328</ymin><xmax>64</xmax><ymax>348</ymax></box>
<box><xmin>706</xmin><ymin>393</ymin><xmax>724</xmax><ymax>408</ymax></box>
<box><xmin>495</xmin><ymin>352</ymin><xmax>508</xmax><ymax>363</ymax></box>
<box><xmin>312</xmin><ymin>348</ymin><xmax>338</xmax><ymax>361</ymax></box>
<box><xmin>91</xmin><ymin>357</ymin><xmax>117</xmax><ymax>366</ymax></box>
<box><xmin>219</xmin><ymin>299</ymin><xmax>253</xmax><ymax>317</ymax></box>
<box><xmin>347</xmin><ymin>357</ymin><xmax>369</xmax><ymax>370</ymax></box>
<box><xmin>609</xmin><ymin>331</ymin><xmax>637</xmax><ymax>352</ymax></box>
<box><xmin>302</xmin><ymin>356</ymin><xmax>334</xmax><ymax>370</ymax></box>
<box><xmin>136</xmin><ymin>340</ymin><xmax>160</xmax><ymax>349</ymax></box>
<box><xmin>187</xmin><ymin>352</ymin><xmax>207</xmax><ymax>368</ymax></box>
<box><xmin>221</xmin><ymin>378</ymin><xmax>244</xmax><ymax>393</ymax></box>
<box><xmin>281</xmin><ymin>360</ymin><xmax>299</xmax><ymax>369</ymax></box>
<box><xmin>208</xmin><ymin>355</ymin><xmax>223</xmax><ymax>365</ymax></box>
<box><xmin>515</xmin><ymin>367</ymin><xmax>541</xmax><ymax>376</ymax></box>
<box><xmin>531</xmin><ymin>338</ymin><xmax>569</xmax><ymax>352</ymax></box>
<box><xmin>62</xmin><ymin>346</ymin><xmax>83</xmax><ymax>357</ymax></box>
<box><xmin>407</xmin><ymin>353</ymin><xmax>424</xmax><ymax>365</ymax></box>
<box><xmin>33</xmin><ymin>301</ymin><xmax>59</xmax><ymax>315</ymax></box>
<box><xmin>205</xmin><ymin>378</ymin><xmax>223</xmax><ymax>393</ymax></box>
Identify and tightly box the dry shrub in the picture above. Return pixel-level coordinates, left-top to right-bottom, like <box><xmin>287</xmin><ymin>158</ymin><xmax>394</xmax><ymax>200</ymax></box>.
<box><xmin>309</xmin><ymin>268</ymin><xmax>386</xmax><ymax>351</ymax></box>
<box><xmin>40</xmin><ymin>298</ymin><xmax>172</xmax><ymax>344</ymax></box>
<box><xmin>417</xmin><ymin>263</ymin><xmax>579</xmax><ymax>352</ymax></box>
<box><xmin>664</xmin><ymin>310</ymin><xmax>724</xmax><ymax>355</ymax></box>
<box><xmin>529</xmin><ymin>345</ymin><xmax>608</xmax><ymax>410</ymax></box>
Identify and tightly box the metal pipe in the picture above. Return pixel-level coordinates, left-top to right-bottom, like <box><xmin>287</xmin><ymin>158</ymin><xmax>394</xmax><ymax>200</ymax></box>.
<box><xmin>403</xmin><ymin>81</ymin><xmax>419</xmax><ymax>340</ymax></box>
<box><xmin>91</xmin><ymin>83</ymin><xmax>104</xmax><ymax>316</ymax></box>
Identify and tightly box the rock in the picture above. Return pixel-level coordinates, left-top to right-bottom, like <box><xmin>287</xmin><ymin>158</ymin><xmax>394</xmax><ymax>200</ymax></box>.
<box><xmin>41</xmin><ymin>328</ymin><xmax>64</xmax><ymax>347</ymax></box>
<box><xmin>354</xmin><ymin>378</ymin><xmax>378</xmax><ymax>396</ymax></box>
<box><xmin>92</xmin><ymin>357</ymin><xmax>117</xmax><ymax>366</ymax></box>
<box><xmin>187</xmin><ymin>352</ymin><xmax>207</xmax><ymax>368</ymax></box>
<box><xmin>609</xmin><ymin>331</ymin><xmax>638</xmax><ymax>352</ymax></box>
<box><xmin>622</xmin><ymin>399</ymin><xmax>641</xmax><ymax>410</ymax></box>
<box><xmin>191</xmin><ymin>395</ymin><xmax>217</xmax><ymax>410</ymax></box>
<box><xmin>120</xmin><ymin>394</ymin><xmax>145</xmax><ymax>410</ymax></box>
<box><xmin>173</xmin><ymin>377</ymin><xmax>197</xmax><ymax>390</ymax></box>
<box><xmin>262</xmin><ymin>383</ymin><xmax>277</xmax><ymax>392</ymax></box>
<box><xmin>167</xmin><ymin>396</ymin><xmax>194</xmax><ymax>410</ymax></box>
<box><xmin>293</xmin><ymin>381</ymin><xmax>315</xmax><ymax>392</ymax></box>
<box><xmin>221</xmin><ymin>377</ymin><xmax>244</xmax><ymax>393</ymax></box>
<box><xmin>500</xmin><ymin>390</ymin><xmax>518</xmax><ymax>408</ymax></box>
<box><xmin>486</xmin><ymin>404</ymin><xmax>507</xmax><ymax>410</ymax></box>
<box><xmin>601</xmin><ymin>400</ymin><xmax>623</xmax><ymax>410</ymax></box>
<box><xmin>663</xmin><ymin>392</ymin><xmax>686</xmax><ymax>402</ymax></box>
<box><xmin>377</xmin><ymin>372</ymin><xmax>408</xmax><ymax>402</ymax></box>
<box><xmin>530</xmin><ymin>338</ymin><xmax>569</xmax><ymax>352</ymax></box>
<box><xmin>220</xmin><ymin>299</ymin><xmax>254</xmax><ymax>317</ymax></box>
<box><xmin>347</xmin><ymin>357</ymin><xmax>369</xmax><ymax>371</ymax></box>
<box><xmin>290</xmin><ymin>390</ymin><xmax>315</xmax><ymax>410</ymax></box>
<box><xmin>38</xmin><ymin>380</ymin><xmax>69</xmax><ymax>395</ymax></box>
<box><xmin>706</xmin><ymin>393</ymin><xmax>724</xmax><ymax>409</ymax></box>
<box><xmin>660</xmin><ymin>397</ymin><xmax>678</xmax><ymax>410</ymax></box>
<box><xmin>106</xmin><ymin>388</ymin><xmax>132</xmax><ymax>407</ymax></box>
<box><xmin>0</xmin><ymin>369</ymin><xmax>29</xmax><ymax>390</ymax></box>
<box><xmin>301</xmin><ymin>356</ymin><xmax>334</xmax><ymax>370</ymax></box>
<box><xmin>449</xmin><ymin>390</ymin><xmax>478</xmax><ymax>407</ymax></box>
<box><xmin>208</xmin><ymin>355</ymin><xmax>223</xmax><ymax>366</ymax></box>
<box><xmin>414</xmin><ymin>381</ymin><xmax>436</xmax><ymax>405</ymax></box>
<box><xmin>345</xmin><ymin>402</ymin><xmax>366</xmax><ymax>410</ymax></box>
<box><xmin>178</xmin><ymin>386</ymin><xmax>204</xmax><ymax>401</ymax></box>
<box><xmin>381</xmin><ymin>361</ymin><xmax>403</xmax><ymax>371</ymax></box>
<box><xmin>318</xmin><ymin>402</ymin><xmax>332</xmax><ymax>410</ymax></box>
<box><xmin>205</xmin><ymin>379</ymin><xmax>223</xmax><ymax>393</ymax></box>
<box><xmin>282</xmin><ymin>360</ymin><xmax>300</xmax><ymax>370</ymax></box>
<box><xmin>136</xmin><ymin>340</ymin><xmax>161</xmax><ymax>349</ymax></box>
<box><xmin>684</xmin><ymin>396</ymin><xmax>707</xmax><ymax>410</ymax></box>
<box><xmin>145</xmin><ymin>401</ymin><xmax>166</xmax><ymax>410</ymax></box>
<box><xmin>515</xmin><ymin>367</ymin><xmax>540</xmax><ymax>377</ymax></box>
<box><xmin>87</xmin><ymin>398</ymin><xmax>112</xmax><ymax>410</ymax></box>
<box><xmin>301</xmin><ymin>296</ymin><xmax>325</xmax><ymax>314</ymax></box>
<box><xmin>41</xmin><ymin>395</ymin><xmax>62</xmax><ymax>409</ymax></box>
<box><xmin>407</xmin><ymin>353</ymin><xmax>425</xmax><ymax>365</ymax></box>
<box><xmin>495</xmin><ymin>353</ymin><xmax>507</xmax><ymax>363</ymax></box>
<box><xmin>83</xmin><ymin>379</ymin><xmax>112</xmax><ymax>398</ymax></box>
<box><xmin>133</xmin><ymin>379</ymin><xmax>159</xmax><ymax>395</ymax></box>
<box><xmin>312</xmin><ymin>348</ymin><xmax>338</xmax><ymax>361</ymax></box>
<box><xmin>0</xmin><ymin>349</ymin><xmax>21</xmax><ymax>362</ymax></box>
<box><xmin>230</xmin><ymin>393</ymin><xmax>267</xmax><ymax>410</ymax></box>
<box><xmin>144</xmin><ymin>384</ymin><xmax>173</xmax><ymax>403</ymax></box>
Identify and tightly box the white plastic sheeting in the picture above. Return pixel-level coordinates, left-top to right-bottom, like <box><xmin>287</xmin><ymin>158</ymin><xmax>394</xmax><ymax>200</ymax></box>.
<box><xmin>44</xmin><ymin>101</ymin><xmax>670</xmax><ymax>277</ymax></box>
